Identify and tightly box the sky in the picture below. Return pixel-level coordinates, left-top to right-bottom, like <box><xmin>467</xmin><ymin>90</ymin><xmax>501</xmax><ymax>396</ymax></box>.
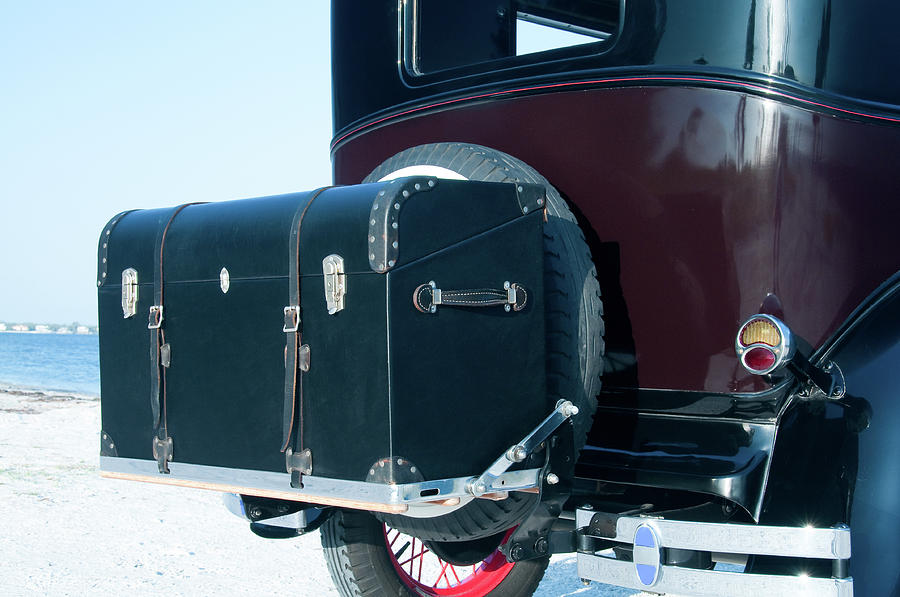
<box><xmin>0</xmin><ymin>2</ymin><xmax>332</xmax><ymax>326</ymax></box>
<box><xmin>0</xmin><ymin>2</ymin><xmax>598</xmax><ymax>327</ymax></box>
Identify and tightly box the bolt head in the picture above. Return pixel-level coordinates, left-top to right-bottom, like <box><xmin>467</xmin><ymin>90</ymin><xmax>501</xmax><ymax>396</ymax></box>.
<box><xmin>546</xmin><ymin>472</ymin><xmax>559</xmax><ymax>485</ymax></box>
<box><xmin>507</xmin><ymin>445</ymin><xmax>527</xmax><ymax>462</ymax></box>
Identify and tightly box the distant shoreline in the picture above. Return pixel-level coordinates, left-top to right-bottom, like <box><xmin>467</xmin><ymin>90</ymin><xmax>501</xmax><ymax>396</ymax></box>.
<box><xmin>0</xmin><ymin>384</ymin><xmax>99</xmax><ymax>401</ymax></box>
<box><xmin>0</xmin><ymin>329</ymin><xmax>97</xmax><ymax>336</ymax></box>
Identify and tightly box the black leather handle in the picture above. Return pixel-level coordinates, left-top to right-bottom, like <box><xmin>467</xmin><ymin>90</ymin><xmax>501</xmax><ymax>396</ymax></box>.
<box><xmin>413</xmin><ymin>281</ymin><xmax>527</xmax><ymax>313</ymax></box>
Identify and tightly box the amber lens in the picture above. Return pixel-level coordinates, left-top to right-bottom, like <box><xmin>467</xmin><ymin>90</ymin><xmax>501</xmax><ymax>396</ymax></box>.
<box><xmin>740</xmin><ymin>319</ymin><xmax>781</xmax><ymax>347</ymax></box>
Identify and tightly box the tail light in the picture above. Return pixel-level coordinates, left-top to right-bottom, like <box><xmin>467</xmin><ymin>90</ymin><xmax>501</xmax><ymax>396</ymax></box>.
<box><xmin>735</xmin><ymin>314</ymin><xmax>794</xmax><ymax>375</ymax></box>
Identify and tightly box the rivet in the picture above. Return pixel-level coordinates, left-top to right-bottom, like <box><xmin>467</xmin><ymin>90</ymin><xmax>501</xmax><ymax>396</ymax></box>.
<box><xmin>97</xmin><ymin>281</ymin><xmax>102</xmax><ymax>287</ymax></box>
<box><xmin>370</xmin><ymin>219</ymin><xmax>376</xmax><ymax>225</ymax></box>
<box><xmin>392</xmin><ymin>222</ymin><xmax>398</xmax><ymax>229</ymax></box>
<box><xmin>414</xmin><ymin>183</ymin><xmax>421</xmax><ymax>191</ymax></box>
<box><xmin>106</xmin><ymin>230</ymin><xmax>111</xmax><ymax>235</ymax></box>
<box><xmin>378</xmin><ymin>263</ymin><xmax>384</xmax><ymax>270</ymax></box>
<box><xmin>103</xmin><ymin>243</ymin><xmax>107</xmax><ymax>249</ymax></box>
<box><xmin>109</xmin><ymin>442</ymin><xmax>115</xmax><ymax>449</ymax></box>
<box><xmin>428</xmin><ymin>180</ymin><xmax>435</xmax><ymax>187</ymax></box>
<box><xmin>430</xmin><ymin>305</ymin><xmax>436</xmax><ymax>313</ymax></box>
<box><xmin>397</xmin><ymin>458</ymin><xmax>405</xmax><ymax>466</ymax></box>
<box><xmin>523</xmin><ymin>206</ymin><xmax>529</xmax><ymax>213</ymax></box>
<box><xmin>369</xmin><ymin>236</ymin><xmax>375</xmax><ymax>243</ymax></box>
<box><xmin>410</xmin><ymin>466</ymin><xmax>417</xmax><ymax>473</ymax></box>
<box><xmin>102</xmin><ymin>258</ymin><xmax>107</xmax><ymax>264</ymax></box>
<box><xmin>373</xmin><ymin>203</ymin><xmax>379</xmax><ymax>210</ymax></box>
<box><xmin>369</xmin><ymin>469</ymin><xmax>375</xmax><ymax>475</ymax></box>
<box><xmin>537</xmin><ymin>198</ymin><xmax>544</xmax><ymax>206</ymax></box>
<box><xmin>388</xmin><ymin>259</ymin><xmax>395</xmax><ymax>267</ymax></box>
<box><xmin>504</xmin><ymin>304</ymin><xmax>511</xmax><ymax>312</ymax></box>
<box><xmin>102</xmin><ymin>272</ymin><xmax>107</xmax><ymax>278</ymax></box>
<box><xmin>504</xmin><ymin>281</ymin><xmax>510</xmax><ymax>289</ymax></box>
<box><xmin>392</xmin><ymin>241</ymin><xmax>398</xmax><ymax>249</ymax></box>
<box><xmin>369</xmin><ymin>253</ymin><xmax>375</xmax><ymax>260</ymax></box>
<box><xmin>401</xmin><ymin>191</ymin><xmax>409</xmax><ymax>198</ymax></box>
<box><xmin>394</xmin><ymin>202</ymin><xmax>401</xmax><ymax>209</ymax></box>
<box><xmin>379</xmin><ymin>190</ymin><xmax>385</xmax><ymax>196</ymax></box>
<box><xmin>517</xmin><ymin>185</ymin><xmax>523</xmax><ymax>193</ymax></box>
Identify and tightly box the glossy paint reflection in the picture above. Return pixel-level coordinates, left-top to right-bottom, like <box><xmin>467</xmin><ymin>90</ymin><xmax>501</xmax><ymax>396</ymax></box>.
<box><xmin>335</xmin><ymin>86</ymin><xmax>900</xmax><ymax>393</ymax></box>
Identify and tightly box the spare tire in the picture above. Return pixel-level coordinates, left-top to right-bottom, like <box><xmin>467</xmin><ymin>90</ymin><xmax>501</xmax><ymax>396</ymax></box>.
<box><xmin>363</xmin><ymin>143</ymin><xmax>604</xmax><ymax>541</ymax></box>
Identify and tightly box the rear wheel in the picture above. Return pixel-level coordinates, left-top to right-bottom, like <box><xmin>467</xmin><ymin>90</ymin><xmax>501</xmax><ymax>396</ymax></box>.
<box><xmin>321</xmin><ymin>509</ymin><xmax>548</xmax><ymax>597</ymax></box>
<box><xmin>363</xmin><ymin>143</ymin><xmax>604</xmax><ymax>542</ymax></box>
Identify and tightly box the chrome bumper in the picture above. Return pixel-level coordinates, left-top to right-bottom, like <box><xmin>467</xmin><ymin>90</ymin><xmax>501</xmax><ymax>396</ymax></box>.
<box><xmin>575</xmin><ymin>509</ymin><xmax>853</xmax><ymax>596</ymax></box>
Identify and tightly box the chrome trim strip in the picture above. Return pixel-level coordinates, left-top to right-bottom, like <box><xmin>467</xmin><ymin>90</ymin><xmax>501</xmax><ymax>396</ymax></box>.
<box><xmin>623</xmin><ymin>517</ymin><xmax>850</xmax><ymax>559</ymax></box>
<box><xmin>577</xmin><ymin>553</ymin><xmax>853</xmax><ymax>597</ymax></box>
<box><xmin>580</xmin><ymin>514</ymin><xmax>852</xmax><ymax>560</ymax></box>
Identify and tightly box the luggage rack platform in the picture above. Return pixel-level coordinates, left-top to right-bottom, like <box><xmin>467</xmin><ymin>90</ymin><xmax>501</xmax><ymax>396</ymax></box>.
<box><xmin>100</xmin><ymin>457</ymin><xmax>542</xmax><ymax>515</ymax></box>
<box><xmin>101</xmin><ymin>400</ymin><xmax>578</xmax><ymax>516</ymax></box>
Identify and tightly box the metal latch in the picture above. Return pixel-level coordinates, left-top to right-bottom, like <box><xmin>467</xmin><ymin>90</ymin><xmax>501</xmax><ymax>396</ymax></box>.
<box><xmin>121</xmin><ymin>268</ymin><xmax>138</xmax><ymax>318</ymax></box>
<box><xmin>323</xmin><ymin>254</ymin><xmax>346</xmax><ymax>314</ymax></box>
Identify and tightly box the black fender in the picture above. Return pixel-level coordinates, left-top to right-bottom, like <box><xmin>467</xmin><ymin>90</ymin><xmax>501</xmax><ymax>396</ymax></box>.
<box><xmin>752</xmin><ymin>273</ymin><xmax>900</xmax><ymax>594</ymax></box>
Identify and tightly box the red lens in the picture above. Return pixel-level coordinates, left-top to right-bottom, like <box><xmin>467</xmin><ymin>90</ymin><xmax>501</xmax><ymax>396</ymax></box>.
<box><xmin>743</xmin><ymin>346</ymin><xmax>776</xmax><ymax>372</ymax></box>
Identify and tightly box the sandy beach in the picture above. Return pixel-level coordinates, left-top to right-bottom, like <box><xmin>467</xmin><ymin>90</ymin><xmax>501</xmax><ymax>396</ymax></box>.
<box><xmin>0</xmin><ymin>390</ymin><xmax>640</xmax><ymax>596</ymax></box>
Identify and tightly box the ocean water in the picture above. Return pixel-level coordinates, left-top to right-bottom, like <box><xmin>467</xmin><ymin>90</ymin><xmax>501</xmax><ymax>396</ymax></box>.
<box><xmin>0</xmin><ymin>332</ymin><xmax>100</xmax><ymax>396</ymax></box>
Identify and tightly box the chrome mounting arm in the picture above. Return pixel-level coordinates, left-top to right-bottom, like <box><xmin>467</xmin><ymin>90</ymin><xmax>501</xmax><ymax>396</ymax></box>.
<box><xmin>466</xmin><ymin>399</ymin><xmax>579</xmax><ymax>498</ymax></box>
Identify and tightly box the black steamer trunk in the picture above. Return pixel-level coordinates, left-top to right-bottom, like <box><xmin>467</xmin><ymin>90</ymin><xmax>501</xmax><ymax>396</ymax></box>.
<box><xmin>98</xmin><ymin>177</ymin><xmax>547</xmax><ymax>510</ymax></box>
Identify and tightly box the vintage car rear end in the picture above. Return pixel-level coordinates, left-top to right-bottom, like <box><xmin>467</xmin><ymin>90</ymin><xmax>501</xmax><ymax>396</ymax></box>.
<box><xmin>98</xmin><ymin>1</ymin><xmax>900</xmax><ymax>595</ymax></box>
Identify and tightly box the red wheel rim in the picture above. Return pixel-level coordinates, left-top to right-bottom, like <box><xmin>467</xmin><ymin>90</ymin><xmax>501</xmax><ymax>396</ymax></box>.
<box><xmin>385</xmin><ymin>526</ymin><xmax>516</xmax><ymax>596</ymax></box>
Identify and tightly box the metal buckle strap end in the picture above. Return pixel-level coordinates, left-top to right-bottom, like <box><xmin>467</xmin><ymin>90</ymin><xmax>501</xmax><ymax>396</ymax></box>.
<box><xmin>152</xmin><ymin>436</ymin><xmax>173</xmax><ymax>474</ymax></box>
<box><xmin>283</xmin><ymin>306</ymin><xmax>300</xmax><ymax>333</ymax></box>
<box><xmin>148</xmin><ymin>305</ymin><xmax>164</xmax><ymax>329</ymax></box>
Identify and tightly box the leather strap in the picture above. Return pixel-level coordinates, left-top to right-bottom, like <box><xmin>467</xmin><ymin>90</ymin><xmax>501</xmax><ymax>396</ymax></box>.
<box><xmin>149</xmin><ymin>202</ymin><xmax>203</xmax><ymax>473</ymax></box>
<box><xmin>413</xmin><ymin>282</ymin><xmax>528</xmax><ymax>313</ymax></box>
<box><xmin>281</xmin><ymin>187</ymin><xmax>331</xmax><ymax>455</ymax></box>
